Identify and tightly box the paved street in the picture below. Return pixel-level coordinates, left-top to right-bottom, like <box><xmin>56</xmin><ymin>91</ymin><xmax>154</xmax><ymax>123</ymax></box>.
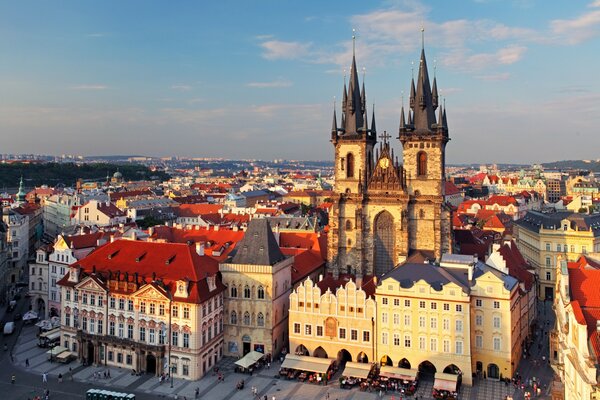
<box><xmin>2</xmin><ymin>295</ymin><xmax>557</xmax><ymax>400</ymax></box>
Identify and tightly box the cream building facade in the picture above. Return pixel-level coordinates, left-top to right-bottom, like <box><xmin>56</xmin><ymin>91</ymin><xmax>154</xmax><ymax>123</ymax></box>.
<box><xmin>288</xmin><ymin>275</ymin><xmax>376</xmax><ymax>364</ymax></box>
<box><xmin>515</xmin><ymin>210</ymin><xmax>600</xmax><ymax>300</ymax></box>
<box><xmin>58</xmin><ymin>240</ymin><xmax>225</xmax><ymax>380</ymax></box>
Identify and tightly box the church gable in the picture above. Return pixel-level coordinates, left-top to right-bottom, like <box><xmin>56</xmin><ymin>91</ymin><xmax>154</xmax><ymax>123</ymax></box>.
<box><xmin>368</xmin><ymin>139</ymin><xmax>405</xmax><ymax>192</ymax></box>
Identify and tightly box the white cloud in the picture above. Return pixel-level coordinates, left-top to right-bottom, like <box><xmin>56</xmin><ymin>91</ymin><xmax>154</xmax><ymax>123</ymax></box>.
<box><xmin>70</xmin><ymin>85</ymin><xmax>107</xmax><ymax>90</ymax></box>
<box><xmin>171</xmin><ymin>84</ymin><xmax>192</xmax><ymax>91</ymax></box>
<box><xmin>260</xmin><ymin>40</ymin><xmax>312</xmax><ymax>60</ymax></box>
<box><xmin>550</xmin><ymin>8</ymin><xmax>600</xmax><ymax>44</ymax></box>
<box><xmin>442</xmin><ymin>45</ymin><xmax>526</xmax><ymax>71</ymax></box>
<box><xmin>475</xmin><ymin>72</ymin><xmax>511</xmax><ymax>81</ymax></box>
<box><xmin>246</xmin><ymin>79</ymin><xmax>293</xmax><ymax>88</ymax></box>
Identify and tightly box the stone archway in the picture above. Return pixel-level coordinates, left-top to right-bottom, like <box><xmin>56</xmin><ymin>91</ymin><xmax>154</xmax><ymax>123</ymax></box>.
<box><xmin>374</xmin><ymin>211</ymin><xmax>395</xmax><ymax>276</ymax></box>
<box><xmin>418</xmin><ymin>360</ymin><xmax>436</xmax><ymax>376</ymax></box>
<box><xmin>295</xmin><ymin>344</ymin><xmax>309</xmax><ymax>356</ymax></box>
<box><xmin>146</xmin><ymin>354</ymin><xmax>157</xmax><ymax>374</ymax></box>
<box><xmin>313</xmin><ymin>347</ymin><xmax>328</xmax><ymax>359</ymax></box>
<box><xmin>380</xmin><ymin>355</ymin><xmax>393</xmax><ymax>366</ymax></box>
<box><xmin>398</xmin><ymin>358</ymin><xmax>411</xmax><ymax>369</ymax></box>
<box><xmin>337</xmin><ymin>349</ymin><xmax>352</xmax><ymax>364</ymax></box>
<box><xmin>357</xmin><ymin>352</ymin><xmax>369</xmax><ymax>363</ymax></box>
<box><xmin>487</xmin><ymin>363</ymin><xmax>500</xmax><ymax>380</ymax></box>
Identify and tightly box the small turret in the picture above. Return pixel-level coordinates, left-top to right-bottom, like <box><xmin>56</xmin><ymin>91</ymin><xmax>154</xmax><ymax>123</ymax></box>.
<box><xmin>432</xmin><ymin>76</ymin><xmax>439</xmax><ymax>110</ymax></box>
<box><xmin>409</xmin><ymin>78</ymin><xmax>416</xmax><ymax>109</ymax></box>
<box><xmin>331</xmin><ymin>108</ymin><xmax>338</xmax><ymax>141</ymax></box>
<box><xmin>371</xmin><ymin>105</ymin><xmax>377</xmax><ymax>136</ymax></box>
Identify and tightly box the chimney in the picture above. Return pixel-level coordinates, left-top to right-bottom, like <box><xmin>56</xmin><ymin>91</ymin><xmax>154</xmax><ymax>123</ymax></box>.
<box><xmin>318</xmin><ymin>274</ymin><xmax>323</xmax><ymax>282</ymax></box>
<box><xmin>196</xmin><ymin>242</ymin><xmax>205</xmax><ymax>256</ymax></box>
<box><xmin>468</xmin><ymin>265</ymin><xmax>474</xmax><ymax>281</ymax></box>
<box><xmin>148</xmin><ymin>226</ymin><xmax>154</xmax><ymax>236</ymax></box>
<box><xmin>214</xmin><ymin>225</ymin><xmax>219</xmax><ymax>231</ymax></box>
<box><xmin>110</xmin><ymin>234</ymin><xmax>115</xmax><ymax>243</ymax></box>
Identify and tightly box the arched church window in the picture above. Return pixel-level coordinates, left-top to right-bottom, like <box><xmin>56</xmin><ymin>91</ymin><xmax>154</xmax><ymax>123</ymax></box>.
<box><xmin>243</xmin><ymin>312</ymin><xmax>250</xmax><ymax>325</ymax></box>
<box><xmin>345</xmin><ymin>220</ymin><xmax>353</xmax><ymax>231</ymax></box>
<box><xmin>230</xmin><ymin>311</ymin><xmax>237</xmax><ymax>324</ymax></box>
<box><xmin>244</xmin><ymin>285</ymin><xmax>251</xmax><ymax>299</ymax></box>
<box><xmin>257</xmin><ymin>286</ymin><xmax>265</xmax><ymax>299</ymax></box>
<box><xmin>230</xmin><ymin>286</ymin><xmax>237</xmax><ymax>298</ymax></box>
<box><xmin>257</xmin><ymin>312</ymin><xmax>265</xmax><ymax>327</ymax></box>
<box><xmin>417</xmin><ymin>152</ymin><xmax>427</xmax><ymax>176</ymax></box>
<box><xmin>346</xmin><ymin>153</ymin><xmax>355</xmax><ymax>178</ymax></box>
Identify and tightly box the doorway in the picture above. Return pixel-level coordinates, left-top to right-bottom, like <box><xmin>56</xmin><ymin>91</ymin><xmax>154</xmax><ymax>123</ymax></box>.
<box><xmin>146</xmin><ymin>354</ymin><xmax>157</xmax><ymax>374</ymax></box>
<box><xmin>87</xmin><ymin>342</ymin><xmax>95</xmax><ymax>365</ymax></box>
<box><xmin>243</xmin><ymin>342</ymin><xmax>251</xmax><ymax>355</ymax></box>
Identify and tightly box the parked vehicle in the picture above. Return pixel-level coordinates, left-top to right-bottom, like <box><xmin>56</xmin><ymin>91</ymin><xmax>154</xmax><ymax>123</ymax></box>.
<box><xmin>3</xmin><ymin>321</ymin><xmax>15</xmax><ymax>335</ymax></box>
<box><xmin>38</xmin><ymin>328</ymin><xmax>61</xmax><ymax>348</ymax></box>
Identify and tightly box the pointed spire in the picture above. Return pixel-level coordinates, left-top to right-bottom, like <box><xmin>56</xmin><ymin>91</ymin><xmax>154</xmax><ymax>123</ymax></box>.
<box><xmin>437</xmin><ymin>102</ymin><xmax>443</xmax><ymax>128</ymax></box>
<box><xmin>362</xmin><ymin>103</ymin><xmax>368</xmax><ymax>132</ymax></box>
<box><xmin>409</xmin><ymin>77</ymin><xmax>416</xmax><ymax>109</ymax></box>
<box><xmin>442</xmin><ymin>102</ymin><xmax>448</xmax><ymax>129</ymax></box>
<box><xmin>361</xmin><ymin>80</ymin><xmax>366</xmax><ymax>113</ymax></box>
<box><xmin>371</xmin><ymin>104</ymin><xmax>377</xmax><ymax>135</ymax></box>
<box><xmin>342</xmin><ymin>81</ymin><xmax>347</xmax><ymax>110</ymax></box>
<box><xmin>399</xmin><ymin>106</ymin><xmax>406</xmax><ymax>130</ymax></box>
<box><xmin>411</xmin><ymin>44</ymin><xmax>436</xmax><ymax>132</ymax></box>
<box><xmin>331</xmin><ymin>107</ymin><xmax>338</xmax><ymax>137</ymax></box>
<box><xmin>432</xmin><ymin>76</ymin><xmax>439</xmax><ymax>110</ymax></box>
<box><xmin>407</xmin><ymin>109</ymin><xmax>413</xmax><ymax>127</ymax></box>
<box><xmin>342</xmin><ymin>34</ymin><xmax>365</xmax><ymax>135</ymax></box>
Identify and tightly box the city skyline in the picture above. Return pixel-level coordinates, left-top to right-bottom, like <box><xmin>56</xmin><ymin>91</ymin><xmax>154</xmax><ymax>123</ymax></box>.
<box><xmin>1</xmin><ymin>0</ymin><xmax>600</xmax><ymax>163</ymax></box>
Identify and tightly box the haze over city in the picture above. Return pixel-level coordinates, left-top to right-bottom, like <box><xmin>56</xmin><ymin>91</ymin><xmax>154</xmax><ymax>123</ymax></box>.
<box><xmin>1</xmin><ymin>0</ymin><xmax>600</xmax><ymax>162</ymax></box>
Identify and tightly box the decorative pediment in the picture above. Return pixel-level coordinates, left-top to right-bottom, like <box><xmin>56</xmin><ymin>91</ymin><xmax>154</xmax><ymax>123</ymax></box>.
<box><xmin>368</xmin><ymin>141</ymin><xmax>405</xmax><ymax>192</ymax></box>
<box><xmin>75</xmin><ymin>275</ymin><xmax>106</xmax><ymax>292</ymax></box>
<box><xmin>54</xmin><ymin>236</ymin><xmax>70</xmax><ymax>251</ymax></box>
<box><xmin>132</xmin><ymin>283</ymin><xmax>169</xmax><ymax>301</ymax></box>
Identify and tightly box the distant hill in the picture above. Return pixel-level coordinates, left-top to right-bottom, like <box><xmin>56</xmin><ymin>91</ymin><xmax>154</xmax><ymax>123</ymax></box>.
<box><xmin>542</xmin><ymin>160</ymin><xmax>600</xmax><ymax>172</ymax></box>
<box><xmin>0</xmin><ymin>162</ymin><xmax>169</xmax><ymax>188</ymax></box>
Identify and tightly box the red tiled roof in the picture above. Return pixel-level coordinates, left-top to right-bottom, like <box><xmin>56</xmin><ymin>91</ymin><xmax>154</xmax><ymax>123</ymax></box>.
<box><xmin>279</xmin><ymin>231</ymin><xmax>327</xmax><ymax>260</ymax></box>
<box><xmin>281</xmin><ymin>248</ymin><xmax>325</xmax><ymax>283</ymax></box>
<box><xmin>109</xmin><ymin>190</ymin><xmax>153</xmax><ymax>201</ymax></box>
<box><xmin>64</xmin><ymin>232</ymin><xmax>109</xmax><ymax>249</ymax></box>
<box><xmin>497</xmin><ymin>241</ymin><xmax>534</xmax><ymax>290</ymax></box>
<box><xmin>444</xmin><ymin>181</ymin><xmax>461</xmax><ymax>195</ymax></box>
<box><xmin>315</xmin><ymin>273</ymin><xmax>377</xmax><ymax>298</ymax></box>
<box><xmin>487</xmin><ymin>195</ymin><xmax>518</xmax><ymax>207</ymax></box>
<box><xmin>96</xmin><ymin>202</ymin><xmax>126</xmax><ymax>218</ymax></box>
<box><xmin>175</xmin><ymin>203</ymin><xmax>224</xmax><ymax>217</ymax></box>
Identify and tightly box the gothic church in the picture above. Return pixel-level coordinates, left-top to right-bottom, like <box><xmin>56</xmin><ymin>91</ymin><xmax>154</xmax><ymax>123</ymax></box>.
<box><xmin>327</xmin><ymin>43</ymin><xmax>452</xmax><ymax>278</ymax></box>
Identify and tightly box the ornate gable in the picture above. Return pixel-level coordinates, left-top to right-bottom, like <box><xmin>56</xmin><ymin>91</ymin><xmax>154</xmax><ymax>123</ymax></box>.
<box><xmin>75</xmin><ymin>275</ymin><xmax>106</xmax><ymax>292</ymax></box>
<box><xmin>368</xmin><ymin>139</ymin><xmax>405</xmax><ymax>192</ymax></box>
<box><xmin>132</xmin><ymin>283</ymin><xmax>170</xmax><ymax>301</ymax></box>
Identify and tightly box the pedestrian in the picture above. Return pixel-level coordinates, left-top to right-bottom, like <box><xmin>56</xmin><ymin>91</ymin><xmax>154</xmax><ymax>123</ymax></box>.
<box><xmin>42</xmin><ymin>372</ymin><xmax>47</xmax><ymax>383</ymax></box>
<box><xmin>107</xmin><ymin>370</ymin><xmax>111</xmax><ymax>378</ymax></box>
<box><xmin>58</xmin><ymin>373</ymin><xmax>63</xmax><ymax>383</ymax></box>
<box><xmin>195</xmin><ymin>387</ymin><xmax>199</xmax><ymax>399</ymax></box>
<box><xmin>25</xmin><ymin>358</ymin><xmax>29</xmax><ymax>367</ymax></box>
<box><xmin>11</xmin><ymin>374</ymin><xmax>15</xmax><ymax>384</ymax></box>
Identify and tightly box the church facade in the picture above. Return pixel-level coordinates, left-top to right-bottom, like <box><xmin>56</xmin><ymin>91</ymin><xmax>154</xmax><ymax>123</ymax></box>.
<box><xmin>327</xmin><ymin>45</ymin><xmax>452</xmax><ymax>278</ymax></box>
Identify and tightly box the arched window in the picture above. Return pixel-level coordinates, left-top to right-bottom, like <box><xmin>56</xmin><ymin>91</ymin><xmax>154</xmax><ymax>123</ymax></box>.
<box><xmin>230</xmin><ymin>286</ymin><xmax>237</xmax><ymax>298</ymax></box>
<box><xmin>257</xmin><ymin>312</ymin><xmax>265</xmax><ymax>327</ymax></box>
<box><xmin>417</xmin><ymin>151</ymin><xmax>427</xmax><ymax>176</ymax></box>
<box><xmin>257</xmin><ymin>286</ymin><xmax>265</xmax><ymax>299</ymax></box>
<box><xmin>230</xmin><ymin>311</ymin><xmax>237</xmax><ymax>324</ymax></box>
<box><xmin>346</xmin><ymin>153</ymin><xmax>355</xmax><ymax>178</ymax></box>
<box><xmin>345</xmin><ymin>219</ymin><xmax>353</xmax><ymax>231</ymax></box>
<box><xmin>243</xmin><ymin>312</ymin><xmax>250</xmax><ymax>325</ymax></box>
<box><xmin>244</xmin><ymin>285</ymin><xmax>251</xmax><ymax>299</ymax></box>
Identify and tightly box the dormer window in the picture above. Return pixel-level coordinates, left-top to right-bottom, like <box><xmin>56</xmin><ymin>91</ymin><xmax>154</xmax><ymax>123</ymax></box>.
<box><xmin>176</xmin><ymin>280</ymin><xmax>188</xmax><ymax>298</ymax></box>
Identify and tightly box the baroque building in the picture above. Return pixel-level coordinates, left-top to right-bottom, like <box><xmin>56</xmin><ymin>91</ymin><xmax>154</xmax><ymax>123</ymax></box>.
<box><xmin>327</xmin><ymin>44</ymin><xmax>452</xmax><ymax>278</ymax></box>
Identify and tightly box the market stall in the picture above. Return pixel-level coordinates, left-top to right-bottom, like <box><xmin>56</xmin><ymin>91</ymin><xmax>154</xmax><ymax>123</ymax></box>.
<box><xmin>234</xmin><ymin>351</ymin><xmax>264</xmax><ymax>372</ymax></box>
<box><xmin>279</xmin><ymin>354</ymin><xmax>334</xmax><ymax>383</ymax></box>
<box><xmin>378</xmin><ymin>366</ymin><xmax>419</xmax><ymax>395</ymax></box>
<box><xmin>433</xmin><ymin>372</ymin><xmax>459</xmax><ymax>399</ymax></box>
<box><xmin>340</xmin><ymin>362</ymin><xmax>374</xmax><ymax>389</ymax></box>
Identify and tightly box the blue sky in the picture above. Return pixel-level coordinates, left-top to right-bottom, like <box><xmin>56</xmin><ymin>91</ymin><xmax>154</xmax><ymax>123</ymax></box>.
<box><xmin>1</xmin><ymin>0</ymin><xmax>600</xmax><ymax>163</ymax></box>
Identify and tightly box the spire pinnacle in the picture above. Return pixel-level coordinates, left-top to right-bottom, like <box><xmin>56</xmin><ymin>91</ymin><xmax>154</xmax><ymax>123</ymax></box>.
<box><xmin>421</xmin><ymin>25</ymin><xmax>425</xmax><ymax>50</ymax></box>
<box><xmin>352</xmin><ymin>28</ymin><xmax>356</xmax><ymax>57</ymax></box>
<box><xmin>371</xmin><ymin>103</ymin><xmax>377</xmax><ymax>135</ymax></box>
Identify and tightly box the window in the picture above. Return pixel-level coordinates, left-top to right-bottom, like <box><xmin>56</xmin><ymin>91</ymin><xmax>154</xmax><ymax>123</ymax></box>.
<box><xmin>381</xmin><ymin>332</ymin><xmax>388</xmax><ymax>345</ymax></box>
<box><xmin>316</xmin><ymin>326</ymin><xmax>323</xmax><ymax>337</ymax></box>
<box><xmin>419</xmin><ymin>301</ymin><xmax>426</xmax><ymax>309</ymax></box>
<box><xmin>546</xmin><ymin>257</ymin><xmax>551</xmax><ymax>267</ymax></box>
<box><xmin>65</xmin><ymin>313</ymin><xmax>71</xmax><ymax>327</ymax></box>
<box><xmin>108</xmin><ymin>351</ymin><xmax>114</xmax><ymax>361</ymax></box>
<box><xmin>493</xmin><ymin>316</ymin><xmax>501</xmax><ymax>329</ymax></box>
<box><xmin>82</xmin><ymin>293</ymin><xmax>88</xmax><ymax>304</ymax></box>
<box><xmin>431</xmin><ymin>302</ymin><xmax>437</xmax><ymax>310</ymax></box>
<box><xmin>149</xmin><ymin>303</ymin><xmax>155</xmax><ymax>314</ymax></box>
<box><xmin>118</xmin><ymin>323</ymin><xmax>124</xmax><ymax>338</ymax></box>
<box><xmin>382</xmin><ymin>297</ymin><xmax>388</xmax><ymax>305</ymax></box>
<box><xmin>157</xmin><ymin>304</ymin><xmax>164</xmax><ymax>316</ymax></box>
<box><xmin>404</xmin><ymin>315</ymin><xmax>411</xmax><ymax>326</ymax></box>
<box><xmin>126</xmin><ymin>355</ymin><xmax>132</xmax><ymax>365</ymax></box>
<box><xmin>183</xmin><ymin>333</ymin><xmax>189</xmax><ymax>348</ymax></box>
<box><xmin>257</xmin><ymin>286</ymin><xmax>265</xmax><ymax>299</ymax></box>
<box><xmin>546</xmin><ymin>271</ymin><xmax>552</xmax><ymax>281</ymax></box>
<box><xmin>456</xmin><ymin>304</ymin><xmax>462</xmax><ymax>312</ymax></box>
<box><xmin>545</xmin><ymin>243</ymin><xmax>550</xmax><ymax>251</ymax></box>
<box><xmin>443</xmin><ymin>339</ymin><xmax>450</xmax><ymax>353</ymax></box>
<box><xmin>172</xmin><ymin>331</ymin><xmax>178</xmax><ymax>347</ymax></box>
<box><xmin>345</xmin><ymin>220</ymin><xmax>352</xmax><ymax>231</ymax></box>
<box><xmin>339</xmin><ymin>328</ymin><xmax>346</xmax><ymax>339</ymax></box>
<box><xmin>404</xmin><ymin>335</ymin><xmax>411</xmax><ymax>348</ymax></box>
<box><xmin>417</xmin><ymin>151</ymin><xmax>427</xmax><ymax>176</ymax></box>
<box><xmin>98</xmin><ymin>320</ymin><xmax>103</xmax><ymax>334</ymax></box>
<box><xmin>455</xmin><ymin>320</ymin><xmax>463</xmax><ymax>332</ymax></box>
<box><xmin>172</xmin><ymin>305</ymin><xmax>178</xmax><ymax>318</ymax></box>
<box><xmin>230</xmin><ymin>311</ymin><xmax>237</xmax><ymax>324</ymax></box>
<box><xmin>243</xmin><ymin>312</ymin><xmax>250</xmax><ymax>325</ymax></box>
<box><xmin>404</xmin><ymin>299</ymin><xmax>411</xmax><ymax>307</ymax></box>
<box><xmin>346</xmin><ymin>153</ymin><xmax>355</xmax><ymax>178</ymax></box>
<box><xmin>117</xmin><ymin>353</ymin><xmax>123</xmax><ymax>363</ymax></box>
<box><xmin>476</xmin><ymin>335</ymin><xmax>483</xmax><ymax>348</ymax></box>
<box><xmin>244</xmin><ymin>285</ymin><xmax>251</xmax><ymax>299</ymax></box>
<box><xmin>443</xmin><ymin>303</ymin><xmax>450</xmax><ymax>311</ymax></box>
<box><xmin>294</xmin><ymin>323</ymin><xmax>300</xmax><ymax>334</ymax></box>
<box><xmin>393</xmin><ymin>313</ymin><xmax>400</xmax><ymax>325</ymax></box>
<box><xmin>74</xmin><ymin>291</ymin><xmax>78</xmax><ymax>302</ymax></box>
<box><xmin>363</xmin><ymin>331</ymin><xmax>370</xmax><ymax>342</ymax></box>
<box><xmin>128</xmin><ymin>300</ymin><xmax>134</xmax><ymax>312</ymax></box>
<box><xmin>419</xmin><ymin>316</ymin><xmax>426</xmax><ymax>328</ymax></box>
<box><xmin>493</xmin><ymin>337</ymin><xmax>501</xmax><ymax>351</ymax></box>
<box><xmin>430</xmin><ymin>317</ymin><xmax>437</xmax><ymax>330</ymax></box>
<box><xmin>419</xmin><ymin>336</ymin><xmax>426</xmax><ymax>350</ymax></box>
<box><xmin>430</xmin><ymin>338</ymin><xmax>437</xmax><ymax>352</ymax></box>
<box><xmin>140</xmin><ymin>302</ymin><xmax>146</xmax><ymax>314</ymax></box>
<box><xmin>128</xmin><ymin>324</ymin><xmax>133</xmax><ymax>339</ymax></box>
<box><xmin>382</xmin><ymin>313</ymin><xmax>388</xmax><ymax>324</ymax></box>
<box><xmin>139</xmin><ymin>327</ymin><xmax>146</xmax><ymax>341</ymax></box>
<box><xmin>230</xmin><ymin>286</ymin><xmax>237</xmax><ymax>298</ymax></box>
<box><xmin>159</xmin><ymin>329</ymin><xmax>165</xmax><ymax>344</ymax></box>
<box><xmin>81</xmin><ymin>317</ymin><xmax>87</xmax><ymax>331</ymax></box>
<box><xmin>475</xmin><ymin>299</ymin><xmax>482</xmax><ymax>307</ymax></box>
<box><xmin>351</xmin><ymin>329</ymin><xmax>358</xmax><ymax>341</ymax></box>
<box><xmin>305</xmin><ymin>324</ymin><xmax>312</xmax><ymax>335</ymax></box>
<box><xmin>443</xmin><ymin>318</ymin><xmax>450</xmax><ymax>331</ymax></box>
<box><xmin>571</xmin><ymin>245</ymin><xmax>575</xmax><ymax>253</ymax></box>
<box><xmin>583</xmin><ymin>246</ymin><xmax>587</xmax><ymax>254</ymax></box>
<box><xmin>66</xmin><ymin>290</ymin><xmax>71</xmax><ymax>301</ymax></box>
<box><xmin>109</xmin><ymin>321</ymin><xmax>115</xmax><ymax>336</ymax></box>
<box><xmin>147</xmin><ymin>328</ymin><xmax>154</xmax><ymax>343</ymax></box>
<box><xmin>394</xmin><ymin>333</ymin><xmax>400</xmax><ymax>346</ymax></box>
<box><xmin>119</xmin><ymin>298</ymin><xmax>125</xmax><ymax>310</ymax></box>
<box><xmin>182</xmin><ymin>364</ymin><xmax>189</xmax><ymax>376</ymax></box>
<box><xmin>455</xmin><ymin>340</ymin><xmax>463</xmax><ymax>355</ymax></box>
<box><xmin>475</xmin><ymin>315</ymin><xmax>483</xmax><ymax>326</ymax></box>
<box><xmin>493</xmin><ymin>301</ymin><xmax>500</xmax><ymax>309</ymax></box>
<box><xmin>394</xmin><ymin>298</ymin><xmax>400</xmax><ymax>306</ymax></box>
<box><xmin>90</xmin><ymin>294</ymin><xmax>95</xmax><ymax>306</ymax></box>
<box><xmin>556</xmin><ymin>244</ymin><xmax>561</xmax><ymax>252</ymax></box>
<box><xmin>257</xmin><ymin>312</ymin><xmax>264</xmax><ymax>327</ymax></box>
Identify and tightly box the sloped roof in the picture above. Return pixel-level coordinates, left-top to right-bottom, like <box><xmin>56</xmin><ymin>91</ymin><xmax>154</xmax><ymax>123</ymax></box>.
<box><xmin>497</xmin><ymin>241</ymin><xmax>534</xmax><ymax>290</ymax></box>
<box><xmin>231</xmin><ymin>219</ymin><xmax>285</xmax><ymax>265</ymax></box>
<box><xmin>175</xmin><ymin>203</ymin><xmax>223</xmax><ymax>217</ymax></box>
<box><xmin>444</xmin><ymin>181</ymin><xmax>461</xmax><ymax>196</ymax></box>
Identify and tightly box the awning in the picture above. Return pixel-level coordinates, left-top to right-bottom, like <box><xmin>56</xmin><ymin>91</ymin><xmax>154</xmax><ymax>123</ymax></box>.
<box><xmin>379</xmin><ymin>366</ymin><xmax>419</xmax><ymax>381</ymax></box>
<box><xmin>434</xmin><ymin>372</ymin><xmax>459</xmax><ymax>391</ymax></box>
<box><xmin>280</xmin><ymin>354</ymin><xmax>333</xmax><ymax>374</ymax></box>
<box><xmin>234</xmin><ymin>351</ymin><xmax>264</xmax><ymax>369</ymax></box>
<box><xmin>23</xmin><ymin>311</ymin><xmax>38</xmax><ymax>321</ymax></box>
<box><xmin>342</xmin><ymin>362</ymin><xmax>373</xmax><ymax>379</ymax></box>
<box><xmin>56</xmin><ymin>351</ymin><xmax>76</xmax><ymax>360</ymax></box>
<box><xmin>46</xmin><ymin>346</ymin><xmax>68</xmax><ymax>356</ymax></box>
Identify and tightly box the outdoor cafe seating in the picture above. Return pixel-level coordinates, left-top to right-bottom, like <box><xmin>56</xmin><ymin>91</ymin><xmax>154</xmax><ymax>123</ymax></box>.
<box><xmin>377</xmin><ymin>366</ymin><xmax>419</xmax><ymax>395</ymax></box>
<box><xmin>432</xmin><ymin>372</ymin><xmax>459</xmax><ymax>399</ymax></box>
<box><xmin>279</xmin><ymin>354</ymin><xmax>334</xmax><ymax>384</ymax></box>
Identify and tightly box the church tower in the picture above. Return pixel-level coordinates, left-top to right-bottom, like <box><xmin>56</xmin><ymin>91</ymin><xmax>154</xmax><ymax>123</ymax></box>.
<box><xmin>398</xmin><ymin>42</ymin><xmax>451</xmax><ymax>258</ymax></box>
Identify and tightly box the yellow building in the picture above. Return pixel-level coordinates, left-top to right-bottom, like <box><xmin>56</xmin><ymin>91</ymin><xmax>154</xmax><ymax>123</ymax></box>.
<box><xmin>288</xmin><ymin>275</ymin><xmax>377</xmax><ymax>363</ymax></box>
<box><xmin>551</xmin><ymin>256</ymin><xmax>600</xmax><ymax>400</ymax></box>
<box><xmin>375</xmin><ymin>254</ymin><xmax>523</xmax><ymax>386</ymax></box>
<box><xmin>515</xmin><ymin>210</ymin><xmax>600</xmax><ymax>300</ymax></box>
